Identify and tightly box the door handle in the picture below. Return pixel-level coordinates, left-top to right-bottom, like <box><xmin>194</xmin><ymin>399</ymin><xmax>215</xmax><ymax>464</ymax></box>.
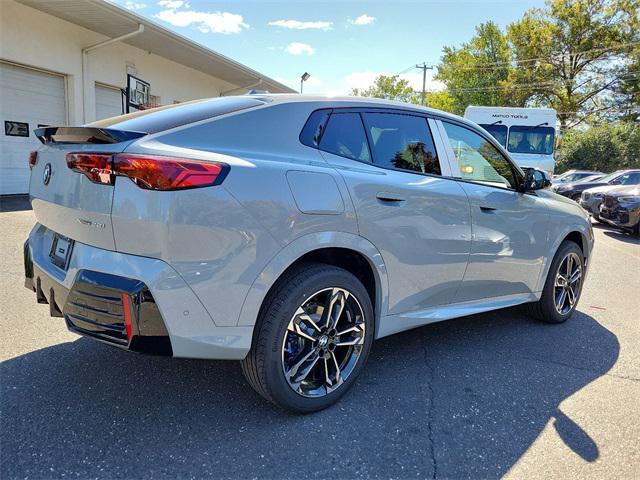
<box><xmin>376</xmin><ymin>192</ymin><xmax>406</xmax><ymax>203</ymax></box>
<box><xmin>479</xmin><ymin>206</ymin><xmax>497</xmax><ymax>213</ymax></box>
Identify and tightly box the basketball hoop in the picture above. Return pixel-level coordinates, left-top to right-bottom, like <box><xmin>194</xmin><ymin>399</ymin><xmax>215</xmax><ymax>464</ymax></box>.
<box><xmin>126</xmin><ymin>74</ymin><xmax>150</xmax><ymax>112</ymax></box>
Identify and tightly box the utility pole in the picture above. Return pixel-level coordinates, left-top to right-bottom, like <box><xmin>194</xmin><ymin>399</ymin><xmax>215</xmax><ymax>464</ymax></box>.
<box><xmin>415</xmin><ymin>63</ymin><xmax>433</xmax><ymax>106</ymax></box>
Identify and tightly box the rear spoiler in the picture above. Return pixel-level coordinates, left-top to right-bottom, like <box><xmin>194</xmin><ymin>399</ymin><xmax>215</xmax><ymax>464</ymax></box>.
<box><xmin>34</xmin><ymin>126</ymin><xmax>147</xmax><ymax>145</ymax></box>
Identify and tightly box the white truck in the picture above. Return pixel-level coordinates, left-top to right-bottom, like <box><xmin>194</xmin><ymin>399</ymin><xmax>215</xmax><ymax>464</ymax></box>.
<box><xmin>464</xmin><ymin>106</ymin><xmax>558</xmax><ymax>175</ymax></box>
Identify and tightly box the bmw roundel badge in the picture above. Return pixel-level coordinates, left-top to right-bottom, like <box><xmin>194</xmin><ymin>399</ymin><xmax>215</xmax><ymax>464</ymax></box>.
<box><xmin>43</xmin><ymin>163</ymin><xmax>52</xmax><ymax>186</ymax></box>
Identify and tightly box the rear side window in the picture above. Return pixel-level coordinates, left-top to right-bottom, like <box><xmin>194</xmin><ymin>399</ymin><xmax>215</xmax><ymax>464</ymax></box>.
<box><xmin>300</xmin><ymin>109</ymin><xmax>331</xmax><ymax>148</ymax></box>
<box><xmin>89</xmin><ymin>97</ymin><xmax>265</xmax><ymax>134</ymax></box>
<box><xmin>362</xmin><ymin>113</ymin><xmax>441</xmax><ymax>175</ymax></box>
<box><xmin>319</xmin><ymin>113</ymin><xmax>371</xmax><ymax>162</ymax></box>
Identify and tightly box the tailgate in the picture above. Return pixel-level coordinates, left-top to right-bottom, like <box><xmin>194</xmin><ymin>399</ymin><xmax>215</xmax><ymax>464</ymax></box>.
<box><xmin>29</xmin><ymin>128</ymin><xmax>142</xmax><ymax>250</ymax></box>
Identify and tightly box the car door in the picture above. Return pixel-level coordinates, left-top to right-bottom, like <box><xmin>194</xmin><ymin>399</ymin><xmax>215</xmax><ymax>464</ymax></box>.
<box><xmin>317</xmin><ymin>109</ymin><xmax>472</xmax><ymax>315</ymax></box>
<box><xmin>438</xmin><ymin>120</ymin><xmax>550</xmax><ymax>302</ymax></box>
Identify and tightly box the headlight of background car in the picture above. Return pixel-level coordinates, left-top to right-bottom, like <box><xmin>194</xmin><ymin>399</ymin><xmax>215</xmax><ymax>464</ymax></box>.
<box><xmin>593</xmin><ymin>193</ymin><xmax>604</xmax><ymax>198</ymax></box>
<box><xmin>618</xmin><ymin>196</ymin><xmax>640</xmax><ymax>203</ymax></box>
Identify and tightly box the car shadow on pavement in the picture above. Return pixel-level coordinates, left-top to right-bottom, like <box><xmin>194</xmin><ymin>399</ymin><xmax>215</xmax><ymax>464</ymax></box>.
<box><xmin>1</xmin><ymin>308</ymin><xmax>618</xmax><ymax>479</ymax></box>
<box><xmin>602</xmin><ymin>230</ymin><xmax>640</xmax><ymax>245</ymax></box>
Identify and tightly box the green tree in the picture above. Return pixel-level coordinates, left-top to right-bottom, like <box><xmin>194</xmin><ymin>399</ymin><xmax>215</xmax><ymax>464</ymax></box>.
<box><xmin>350</xmin><ymin>74</ymin><xmax>456</xmax><ymax>113</ymax></box>
<box><xmin>435</xmin><ymin>21</ymin><xmax>513</xmax><ymax>115</ymax></box>
<box><xmin>616</xmin><ymin>42</ymin><xmax>640</xmax><ymax>122</ymax></box>
<box><xmin>557</xmin><ymin>123</ymin><xmax>640</xmax><ymax>172</ymax></box>
<box><xmin>351</xmin><ymin>75</ymin><xmax>418</xmax><ymax>103</ymax></box>
<box><xmin>506</xmin><ymin>0</ymin><xmax>639</xmax><ymax>129</ymax></box>
<box><xmin>424</xmin><ymin>90</ymin><xmax>456</xmax><ymax>113</ymax></box>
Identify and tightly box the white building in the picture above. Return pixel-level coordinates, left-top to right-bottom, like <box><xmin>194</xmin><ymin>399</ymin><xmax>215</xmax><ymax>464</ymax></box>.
<box><xmin>0</xmin><ymin>0</ymin><xmax>294</xmax><ymax>195</ymax></box>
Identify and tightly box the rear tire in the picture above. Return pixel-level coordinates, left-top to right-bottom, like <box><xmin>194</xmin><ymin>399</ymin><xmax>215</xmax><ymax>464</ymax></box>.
<box><xmin>241</xmin><ymin>262</ymin><xmax>374</xmax><ymax>413</ymax></box>
<box><xmin>525</xmin><ymin>240</ymin><xmax>585</xmax><ymax>324</ymax></box>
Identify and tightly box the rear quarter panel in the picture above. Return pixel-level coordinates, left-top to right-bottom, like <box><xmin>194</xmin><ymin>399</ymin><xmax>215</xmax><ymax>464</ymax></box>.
<box><xmin>114</xmin><ymin>102</ymin><xmax>359</xmax><ymax>327</ymax></box>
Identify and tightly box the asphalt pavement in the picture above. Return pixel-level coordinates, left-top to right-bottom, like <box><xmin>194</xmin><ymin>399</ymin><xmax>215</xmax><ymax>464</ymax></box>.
<box><xmin>1</xmin><ymin>195</ymin><xmax>638</xmax><ymax>479</ymax></box>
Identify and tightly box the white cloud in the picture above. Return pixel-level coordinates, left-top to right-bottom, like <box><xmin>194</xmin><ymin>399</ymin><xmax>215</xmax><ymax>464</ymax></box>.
<box><xmin>123</xmin><ymin>1</ymin><xmax>147</xmax><ymax>10</ymax></box>
<box><xmin>344</xmin><ymin>71</ymin><xmax>445</xmax><ymax>94</ymax></box>
<box><xmin>350</xmin><ymin>14</ymin><xmax>376</xmax><ymax>26</ymax></box>
<box><xmin>157</xmin><ymin>0</ymin><xmax>186</xmax><ymax>8</ymax></box>
<box><xmin>155</xmin><ymin>1</ymin><xmax>248</xmax><ymax>34</ymax></box>
<box><xmin>285</xmin><ymin>42</ymin><xmax>315</xmax><ymax>56</ymax></box>
<box><xmin>268</xmin><ymin>19</ymin><xmax>332</xmax><ymax>30</ymax></box>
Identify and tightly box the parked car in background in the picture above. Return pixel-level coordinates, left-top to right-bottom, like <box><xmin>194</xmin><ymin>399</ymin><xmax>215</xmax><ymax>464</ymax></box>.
<box><xmin>552</xmin><ymin>169</ymin><xmax>603</xmax><ymax>185</ymax></box>
<box><xmin>581</xmin><ymin>184</ymin><xmax>634</xmax><ymax>221</ymax></box>
<box><xmin>555</xmin><ymin>169</ymin><xmax>640</xmax><ymax>202</ymax></box>
<box><xmin>599</xmin><ymin>185</ymin><xmax>640</xmax><ymax>235</ymax></box>
<box><xmin>24</xmin><ymin>95</ymin><xmax>594</xmax><ymax>412</ymax></box>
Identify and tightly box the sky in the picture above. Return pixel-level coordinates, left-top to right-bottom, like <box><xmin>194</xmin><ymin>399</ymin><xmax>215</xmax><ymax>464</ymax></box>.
<box><xmin>113</xmin><ymin>0</ymin><xmax>546</xmax><ymax>95</ymax></box>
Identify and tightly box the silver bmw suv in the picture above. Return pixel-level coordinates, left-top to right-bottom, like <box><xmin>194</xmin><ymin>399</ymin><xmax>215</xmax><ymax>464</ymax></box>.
<box><xmin>25</xmin><ymin>95</ymin><xmax>593</xmax><ymax>412</ymax></box>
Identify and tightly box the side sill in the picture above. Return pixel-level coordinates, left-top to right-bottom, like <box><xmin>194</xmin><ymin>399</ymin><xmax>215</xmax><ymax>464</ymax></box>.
<box><xmin>377</xmin><ymin>292</ymin><xmax>538</xmax><ymax>339</ymax></box>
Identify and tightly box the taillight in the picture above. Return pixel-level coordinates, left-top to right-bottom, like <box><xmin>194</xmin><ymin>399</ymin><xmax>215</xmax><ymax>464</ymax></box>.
<box><xmin>66</xmin><ymin>153</ymin><xmax>114</xmax><ymax>185</ymax></box>
<box><xmin>113</xmin><ymin>154</ymin><xmax>228</xmax><ymax>191</ymax></box>
<box><xmin>28</xmin><ymin>151</ymin><xmax>38</xmax><ymax>170</ymax></box>
<box><xmin>65</xmin><ymin>152</ymin><xmax>228</xmax><ymax>190</ymax></box>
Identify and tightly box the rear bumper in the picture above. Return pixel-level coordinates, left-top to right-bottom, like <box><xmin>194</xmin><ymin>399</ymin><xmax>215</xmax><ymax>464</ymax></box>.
<box><xmin>24</xmin><ymin>223</ymin><xmax>255</xmax><ymax>360</ymax></box>
<box><xmin>25</xmin><ymin>241</ymin><xmax>172</xmax><ymax>355</ymax></box>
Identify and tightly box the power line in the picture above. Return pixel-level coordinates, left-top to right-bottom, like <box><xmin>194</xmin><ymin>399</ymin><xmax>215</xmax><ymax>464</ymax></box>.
<box><xmin>434</xmin><ymin>40</ymin><xmax>640</xmax><ymax>71</ymax></box>
<box><xmin>395</xmin><ymin>65</ymin><xmax>416</xmax><ymax>76</ymax></box>
<box><xmin>440</xmin><ymin>71</ymin><xmax>638</xmax><ymax>93</ymax></box>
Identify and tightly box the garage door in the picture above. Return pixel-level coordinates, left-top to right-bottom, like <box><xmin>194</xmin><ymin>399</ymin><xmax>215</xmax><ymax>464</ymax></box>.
<box><xmin>0</xmin><ymin>62</ymin><xmax>66</xmax><ymax>195</ymax></box>
<box><xmin>95</xmin><ymin>83</ymin><xmax>123</xmax><ymax>121</ymax></box>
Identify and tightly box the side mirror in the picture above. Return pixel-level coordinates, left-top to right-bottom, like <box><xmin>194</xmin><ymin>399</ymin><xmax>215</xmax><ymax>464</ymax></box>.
<box><xmin>522</xmin><ymin>168</ymin><xmax>551</xmax><ymax>191</ymax></box>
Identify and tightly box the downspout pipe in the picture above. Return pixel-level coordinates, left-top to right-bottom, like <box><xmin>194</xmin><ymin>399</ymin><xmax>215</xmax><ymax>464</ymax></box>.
<box><xmin>81</xmin><ymin>24</ymin><xmax>145</xmax><ymax>123</ymax></box>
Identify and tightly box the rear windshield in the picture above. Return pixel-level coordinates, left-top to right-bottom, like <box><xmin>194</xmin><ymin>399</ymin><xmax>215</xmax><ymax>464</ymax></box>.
<box><xmin>88</xmin><ymin>97</ymin><xmax>266</xmax><ymax>134</ymax></box>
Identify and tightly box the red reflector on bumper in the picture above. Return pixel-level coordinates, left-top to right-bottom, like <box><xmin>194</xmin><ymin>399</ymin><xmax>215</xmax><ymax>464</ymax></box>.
<box><xmin>121</xmin><ymin>293</ymin><xmax>133</xmax><ymax>341</ymax></box>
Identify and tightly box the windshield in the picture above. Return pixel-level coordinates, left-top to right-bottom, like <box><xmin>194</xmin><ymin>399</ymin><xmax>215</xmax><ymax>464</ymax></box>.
<box><xmin>598</xmin><ymin>171</ymin><xmax>625</xmax><ymax>183</ymax></box>
<box><xmin>507</xmin><ymin>126</ymin><xmax>555</xmax><ymax>155</ymax></box>
<box><xmin>575</xmin><ymin>174</ymin><xmax>604</xmax><ymax>184</ymax></box>
<box><xmin>479</xmin><ymin>124</ymin><xmax>507</xmax><ymax>147</ymax></box>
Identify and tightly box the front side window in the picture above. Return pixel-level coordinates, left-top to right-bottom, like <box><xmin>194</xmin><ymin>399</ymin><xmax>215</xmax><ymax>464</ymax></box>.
<box><xmin>319</xmin><ymin>113</ymin><xmax>371</xmax><ymax>162</ymax></box>
<box><xmin>442</xmin><ymin>121</ymin><xmax>518</xmax><ymax>189</ymax></box>
<box><xmin>479</xmin><ymin>124</ymin><xmax>508</xmax><ymax>147</ymax></box>
<box><xmin>362</xmin><ymin>113</ymin><xmax>441</xmax><ymax>175</ymax></box>
<box><xmin>508</xmin><ymin>126</ymin><xmax>555</xmax><ymax>155</ymax></box>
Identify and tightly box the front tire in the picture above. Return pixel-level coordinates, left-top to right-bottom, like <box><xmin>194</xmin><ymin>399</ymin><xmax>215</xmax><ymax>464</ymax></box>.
<box><xmin>526</xmin><ymin>240</ymin><xmax>585</xmax><ymax>323</ymax></box>
<box><xmin>241</xmin><ymin>263</ymin><xmax>374</xmax><ymax>413</ymax></box>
